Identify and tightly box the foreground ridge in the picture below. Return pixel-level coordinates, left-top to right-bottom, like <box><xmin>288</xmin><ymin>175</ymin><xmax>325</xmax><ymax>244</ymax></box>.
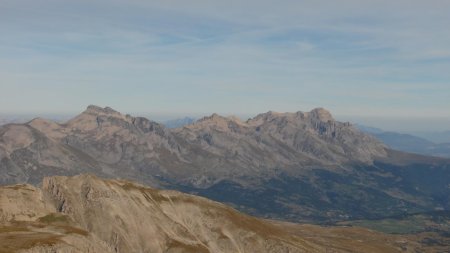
<box><xmin>0</xmin><ymin>174</ymin><xmax>429</xmax><ymax>253</ymax></box>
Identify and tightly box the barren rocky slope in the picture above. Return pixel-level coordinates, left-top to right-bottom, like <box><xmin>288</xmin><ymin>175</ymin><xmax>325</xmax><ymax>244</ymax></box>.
<box><xmin>1</xmin><ymin>106</ymin><xmax>449</xmax><ymax>222</ymax></box>
<box><xmin>0</xmin><ymin>175</ymin><xmax>435</xmax><ymax>253</ymax></box>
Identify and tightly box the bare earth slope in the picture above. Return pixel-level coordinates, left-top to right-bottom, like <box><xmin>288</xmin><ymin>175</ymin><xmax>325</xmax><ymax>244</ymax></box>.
<box><xmin>1</xmin><ymin>106</ymin><xmax>449</xmax><ymax>222</ymax></box>
<box><xmin>0</xmin><ymin>175</ymin><xmax>436</xmax><ymax>253</ymax></box>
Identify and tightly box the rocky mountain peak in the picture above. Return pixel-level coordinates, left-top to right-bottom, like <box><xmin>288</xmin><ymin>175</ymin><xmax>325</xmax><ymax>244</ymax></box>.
<box><xmin>84</xmin><ymin>105</ymin><xmax>122</xmax><ymax>117</ymax></box>
<box><xmin>248</xmin><ymin>108</ymin><xmax>335</xmax><ymax>127</ymax></box>
<box><xmin>28</xmin><ymin>117</ymin><xmax>60</xmax><ymax>128</ymax></box>
<box><xmin>247</xmin><ymin>111</ymin><xmax>286</xmax><ymax>126</ymax></box>
<box><xmin>308</xmin><ymin>107</ymin><xmax>334</xmax><ymax>122</ymax></box>
<box><xmin>208</xmin><ymin>113</ymin><xmax>222</xmax><ymax>119</ymax></box>
<box><xmin>188</xmin><ymin>113</ymin><xmax>245</xmax><ymax>131</ymax></box>
<box><xmin>65</xmin><ymin>105</ymin><xmax>130</xmax><ymax>131</ymax></box>
<box><xmin>263</xmin><ymin>110</ymin><xmax>282</xmax><ymax>116</ymax></box>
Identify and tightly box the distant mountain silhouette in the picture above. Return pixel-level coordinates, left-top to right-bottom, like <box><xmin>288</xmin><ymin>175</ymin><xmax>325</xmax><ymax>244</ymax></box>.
<box><xmin>357</xmin><ymin>125</ymin><xmax>450</xmax><ymax>158</ymax></box>
<box><xmin>163</xmin><ymin>116</ymin><xmax>196</xmax><ymax>128</ymax></box>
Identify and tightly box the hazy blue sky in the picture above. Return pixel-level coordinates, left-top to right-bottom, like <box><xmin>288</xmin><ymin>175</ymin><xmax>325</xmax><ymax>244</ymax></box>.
<box><xmin>1</xmin><ymin>0</ymin><xmax>449</xmax><ymax>130</ymax></box>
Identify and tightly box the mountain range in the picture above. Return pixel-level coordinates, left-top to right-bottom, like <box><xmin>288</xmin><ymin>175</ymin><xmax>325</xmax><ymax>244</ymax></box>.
<box><xmin>413</xmin><ymin>131</ymin><xmax>450</xmax><ymax>144</ymax></box>
<box><xmin>357</xmin><ymin>125</ymin><xmax>450</xmax><ymax>158</ymax></box>
<box><xmin>1</xmin><ymin>105</ymin><xmax>449</xmax><ymax>223</ymax></box>
<box><xmin>163</xmin><ymin>117</ymin><xmax>197</xmax><ymax>129</ymax></box>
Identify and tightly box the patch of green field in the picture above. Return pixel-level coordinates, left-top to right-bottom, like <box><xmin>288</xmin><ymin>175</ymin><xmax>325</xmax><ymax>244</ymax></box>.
<box><xmin>37</xmin><ymin>213</ymin><xmax>70</xmax><ymax>224</ymax></box>
<box><xmin>348</xmin><ymin>218</ymin><xmax>426</xmax><ymax>234</ymax></box>
<box><xmin>341</xmin><ymin>211</ymin><xmax>450</xmax><ymax>235</ymax></box>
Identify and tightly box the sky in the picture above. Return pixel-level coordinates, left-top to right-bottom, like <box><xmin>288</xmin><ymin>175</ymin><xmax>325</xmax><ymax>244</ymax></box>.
<box><xmin>1</xmin><ymin>0</ymin><xmax>449</xmax><ymax>131</ymax></box>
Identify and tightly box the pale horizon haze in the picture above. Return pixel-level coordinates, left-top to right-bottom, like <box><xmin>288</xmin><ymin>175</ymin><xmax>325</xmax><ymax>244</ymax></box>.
<box><xmin>1</xmin><ymin>1</ymin><xmax>449</xmax><ymax>131</ymax></box>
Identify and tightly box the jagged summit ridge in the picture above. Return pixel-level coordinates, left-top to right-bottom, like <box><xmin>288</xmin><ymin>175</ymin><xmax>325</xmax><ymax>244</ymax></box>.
<box><xmin>191</xmin><ymin>107</ymin><xmax>339</xmax><ymax>128</ymax></box>
<box><xmin>309</xmin><ymin>107</ymin><xmax>334</xmax><ymax>122</ymax></box>
<box><xmin>85</xmin><ymin>104</ymin><xmax>121</xmax><ymax>116</ymax></box>
<box><xmin>80</xmin><ymin>105</ymin><xmax>338</xmax><ymax>129</ymax></box>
